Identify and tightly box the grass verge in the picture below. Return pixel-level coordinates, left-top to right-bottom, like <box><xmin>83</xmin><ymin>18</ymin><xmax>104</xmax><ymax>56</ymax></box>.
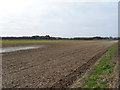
<box><xmin>83</xmin><ymin>44</ymin><xmax>118</xmax><ymax>88</ymax></box>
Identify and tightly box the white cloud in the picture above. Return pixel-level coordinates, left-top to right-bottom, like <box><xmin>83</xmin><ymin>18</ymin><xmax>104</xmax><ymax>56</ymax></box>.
<box><xmin>0</xmin><ymin>0</ymin><xmax>118</xmax><ymax>37</ymax></box>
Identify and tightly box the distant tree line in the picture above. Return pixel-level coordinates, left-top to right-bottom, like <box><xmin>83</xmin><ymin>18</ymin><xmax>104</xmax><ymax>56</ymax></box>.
<box><xmin>73</xmin><ymin>36</ymin><xmax>118</xmax><ymax>40</ymax></box>
<box><xmin>1</xmin><ymin>35</ymin><xmax>119</xmax><ymax>40</ymax></box>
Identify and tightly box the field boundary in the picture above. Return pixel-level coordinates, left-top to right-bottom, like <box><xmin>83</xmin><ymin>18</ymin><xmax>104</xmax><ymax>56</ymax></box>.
<box><xmin>70</xmin><ymin>51</ymin><xmax>106</xmax><ymax>88</ymax></box>
<box><xmin>71</xmin><ymin>44</ymin><xmax>118</xmax><ymax>88</ymax></box>
<box><xmin>51</xmin><ymin>48</ymin><xmax>110</xmax><ymax>88</ymax></box>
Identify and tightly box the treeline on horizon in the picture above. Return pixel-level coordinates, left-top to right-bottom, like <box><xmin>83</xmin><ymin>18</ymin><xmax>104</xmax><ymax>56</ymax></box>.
<box><xmin>1</xmin><ymin>35</ymin><xmax>118</xmax><ymax>40</ymax></box>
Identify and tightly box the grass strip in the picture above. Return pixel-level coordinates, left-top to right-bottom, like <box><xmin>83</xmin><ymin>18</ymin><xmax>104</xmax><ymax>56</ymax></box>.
<box><xmin>1</xmin><ymin>40</ymin><xmax>78</xmax><ymax>44</ymax></box>
<box><xmin>83</xmin><ymin>44</ymin><xmax>118</xmax><ymax>88</ymax></box>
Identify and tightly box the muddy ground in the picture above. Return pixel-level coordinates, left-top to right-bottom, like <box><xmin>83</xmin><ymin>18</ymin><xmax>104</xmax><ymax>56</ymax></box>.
<box><xmin>2</xmin><ymin>40</ymin><xmax>117</xmax><ymax>88</ymax></box>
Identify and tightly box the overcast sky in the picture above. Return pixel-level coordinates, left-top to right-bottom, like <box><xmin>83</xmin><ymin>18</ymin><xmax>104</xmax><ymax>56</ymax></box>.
<box><xmin>0</xmin><ymin>0</ymin><xmax>118</xmax><ymax>37</ymax></box>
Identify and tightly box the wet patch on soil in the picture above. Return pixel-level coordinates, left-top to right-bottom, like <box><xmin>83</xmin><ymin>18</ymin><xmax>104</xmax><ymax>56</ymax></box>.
<box><xmin>0</xmin><ymin>45</ymin><xmax>46</xmax><ymax>53</ymax></box>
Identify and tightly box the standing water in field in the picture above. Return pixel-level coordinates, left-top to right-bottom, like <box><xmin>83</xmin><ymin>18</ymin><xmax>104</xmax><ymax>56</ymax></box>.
<box><xmin>0</xmin><ymin>45</ymin><xmax>45</xmax><ymax>53</ymax></box>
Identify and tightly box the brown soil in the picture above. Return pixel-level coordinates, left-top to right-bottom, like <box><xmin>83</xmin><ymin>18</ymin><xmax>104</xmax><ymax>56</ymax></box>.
<box><xmin>2</xmin><ymin>40</ymin><xmax>117</xmax><ymax>88</ymax></box>
<box><xmin>118</xmin><ymin>40</ymin><xmax>120</xmax><ymax>88</ymax></box>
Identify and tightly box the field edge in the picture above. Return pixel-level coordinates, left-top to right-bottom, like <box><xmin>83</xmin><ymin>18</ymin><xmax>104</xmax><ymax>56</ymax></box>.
<box><xmin>70</xmin><ymin>44</ymin><xmax>118</xmax><ymax>88</ymax></box>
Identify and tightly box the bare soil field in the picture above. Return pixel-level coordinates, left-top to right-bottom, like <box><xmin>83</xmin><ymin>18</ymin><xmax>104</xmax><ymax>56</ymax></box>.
<box><xmin>2</xmin><ymin>40</ymin><xmax>117</xmax><ymax>88</ymax></box>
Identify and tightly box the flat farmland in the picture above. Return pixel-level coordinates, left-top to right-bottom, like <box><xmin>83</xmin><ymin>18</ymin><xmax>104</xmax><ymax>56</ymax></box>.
<box><xmin>2</xmin><ymin>40</ymin><xmax>117</xmax><ymax>88</ymax></box>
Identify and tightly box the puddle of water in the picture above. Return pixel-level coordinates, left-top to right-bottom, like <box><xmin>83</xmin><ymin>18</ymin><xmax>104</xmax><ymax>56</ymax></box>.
<box><xmin>0</xmin><ymin>45</ymin><xmax>45</xmax><ymax>53</ymax></box>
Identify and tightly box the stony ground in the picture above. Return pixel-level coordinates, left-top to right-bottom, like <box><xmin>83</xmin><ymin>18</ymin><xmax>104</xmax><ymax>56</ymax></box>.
<box><xmin>2</xmin><ymin>40</ymin><xmax>117</xmax><ymax>88</ymax></box>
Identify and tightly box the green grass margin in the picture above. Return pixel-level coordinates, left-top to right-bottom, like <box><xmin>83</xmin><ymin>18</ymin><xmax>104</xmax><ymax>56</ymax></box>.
<box><xmin>0</xmin><ymin>40</ymin><xmax>79</xmax><ymax>44</ymax></box>
<box><xmin>83</xmin><ymin>44</ymin><xmax>118</xmax><ymax>88</ymax></box>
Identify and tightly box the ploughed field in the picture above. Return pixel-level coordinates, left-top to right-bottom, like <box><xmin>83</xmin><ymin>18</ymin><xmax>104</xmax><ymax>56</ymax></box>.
<box><xmin>2</xmin><ymin>40</ymin><xmax>117</xmax><ymax>88</ymax></box>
